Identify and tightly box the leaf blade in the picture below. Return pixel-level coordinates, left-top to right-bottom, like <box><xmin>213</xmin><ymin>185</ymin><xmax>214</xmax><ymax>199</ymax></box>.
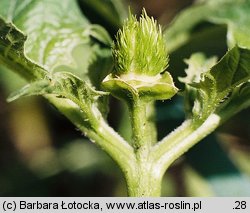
<box><xmin>182</xmin><ymin>46</ymin><xmax>250</xmax><ymax>120</ymax></box>
<box><xmin>165</xmin><ymin>0</ymin><xmax>250</xmax><ymax>51</ymax></box>
<box><xmin>0</xmin><ymin>17</ymin><xmax>46</xmax><ymax>80</ymax></box>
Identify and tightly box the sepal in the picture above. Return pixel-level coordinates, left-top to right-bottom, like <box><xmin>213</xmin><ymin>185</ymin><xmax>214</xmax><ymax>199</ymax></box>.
<box><xmin>102</xmin><ymin>72</ymin><xmax>178</xmax><ymax>102</ymax></box>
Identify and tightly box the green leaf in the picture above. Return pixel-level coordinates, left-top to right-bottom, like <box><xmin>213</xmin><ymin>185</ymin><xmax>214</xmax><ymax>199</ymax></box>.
<box><xmin>164</xmin><ymin>3</ymin><xmax>213</xmax><ymax>52</ymax></box>
<box><xmin>208</xmin><ymin>0</ymin><xmax>250</xmax><ymax>48</ymax></box>
<box><xmin>78</xmin><ymin>0</ymin><xmax>127</xmax><ymax>29</ymax></box>
<box><xmin>8</xmin><ymin>72</ymin><xmax>108</xmax><ymax>120</ymax></box>
<box><xmin>1</xmin><ymin>0</ymin><xmax>87</xmax><ymax>68</ymax></box>
<box><xmin>182</xmin><ymin>46</ymin><xmax>250</xmax><ymax>120</ymax></box>
<box><xmin>0</xmin><ymin>1</ymin><xmax>136</xmax><ymax>178</ymax></box>
<box><xmin>0</xmin><ymin>18</ymin><xmax>46</xmax><ymax>80</ymax></box>
<box><xmin>89</xmin><ymin>25</ymin><xmax>112</xmax><ymax>45</ymax></box>
<box><xmin>180</xmin><ymin>53</ymin><xmax>217</xmax><ymax>117</ymax></box>
<box><xmin>0</xmin><ymin>0</ymin><xmax>112</xmax><ymax>85</ymax></box>
<box><xmin>218</xmin><ymin>82</ymin><xmax>250</xmax><ymax>120</ymax></box>
<box><xmin>165</xmin><ymin>0</ymin><xmax>250</xmax><ymax>51</ymax></box>
<box><xmin>235</xmin><ymin>82</ymin><xmax>250</xmax><ymax>108</ymax></box>
<box><xmin>0</xmin><ymin>0</ymin><xmax>113</xmax><ymax>117</ymax></box>
<box><xmin>180</xmin><ymin>53</ymin><xmax>217</xmax><ymax>85</ymax></box>
<box><xmin>7</xmin><ymin>79</ymin><xmax>51</xmax><ymax>101</ymax></box>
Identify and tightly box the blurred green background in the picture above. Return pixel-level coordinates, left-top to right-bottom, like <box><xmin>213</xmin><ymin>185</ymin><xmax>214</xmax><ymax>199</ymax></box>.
<box><xmin>0</xmin><ymin>0</ymin><xmax>250</xmax><ymax>196</ymax></box>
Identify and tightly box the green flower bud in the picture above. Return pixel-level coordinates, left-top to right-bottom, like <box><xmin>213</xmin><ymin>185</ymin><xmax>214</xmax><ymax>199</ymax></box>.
<box><xmin>113</xmin><ymin>9</ymin><xmax>168</xmax><ymax>76</ymax></box>
<box><xmin>102</xmin><ymin>9</ymin><xmax>178</xmax><ymax>103</ymax></box>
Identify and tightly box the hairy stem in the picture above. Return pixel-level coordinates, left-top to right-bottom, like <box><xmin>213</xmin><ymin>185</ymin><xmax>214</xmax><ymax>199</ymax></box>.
<box><xmin>150</xmin><ymin>114</ymin><xmax>221</xmax><ymax>179</ymax></box>
<box><xmin>126</xmin><ymin>99</ymin><xmax>161</xmax><ymax>196</ymax></box>
<box><xmin>46</xmin><ymin>95</ymin><xmax>136</xmax><ymax>178</ymax></box>
<box><xmin>130</xmin><ymin>100</ymin><xmax>157</xmax><ymax>150</ymax></box>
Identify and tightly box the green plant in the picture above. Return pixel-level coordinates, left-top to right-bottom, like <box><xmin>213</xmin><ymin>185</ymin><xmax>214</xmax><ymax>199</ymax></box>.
<box><xmin>0</xmin><ymin>0</ymin><xmax>250</xmax><ymax>196</ymax></box>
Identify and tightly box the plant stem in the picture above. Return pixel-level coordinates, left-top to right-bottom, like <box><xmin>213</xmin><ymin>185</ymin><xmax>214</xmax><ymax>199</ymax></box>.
<box><xmin>150</xmin><ymin>114</ymin><xmax>221</xmax><ymax>179</ymax></box>
<box><xmin>130</xmin><ymin>100</ymin><xmax>157</xmax><ymax>150</ymax></box>
<box><xmin>126</xmin><ymin>99</ymin><xmax>161</xmax><ymax>196</ymax></box>
<box><xmin>130</xmin><ymin>99</ymin><xmax>148</xmax><ymax>150</ymax></box>
<box><xmin>126</xmin><ymin>162</ymin><xmax>162</xmax><ymax>196</ymax></box>
<box><xmin>146</xmin><ymin>101</ymin><xmax>158</xmax><ymax>145</ymax></box>
<box><xmin>46</xmin><ymin>95</ymin><xmax>136</xmax><ymax>178</ymax></box>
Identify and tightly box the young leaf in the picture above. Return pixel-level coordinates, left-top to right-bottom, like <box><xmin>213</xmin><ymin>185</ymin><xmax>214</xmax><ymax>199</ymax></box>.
<box><xmin>180</xmin><ymin>53</ymin><xmax>217</xmax><ymax>85</ymax></box>
<box><xmin>180</xmin><ymin>53</ymin><xmax>217</xmax><ymax>117</ymax></box>
<box><xmin>182</xmin><ymin>46</ymin><xmax>250</xmax><ymax>121</ymax></box>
